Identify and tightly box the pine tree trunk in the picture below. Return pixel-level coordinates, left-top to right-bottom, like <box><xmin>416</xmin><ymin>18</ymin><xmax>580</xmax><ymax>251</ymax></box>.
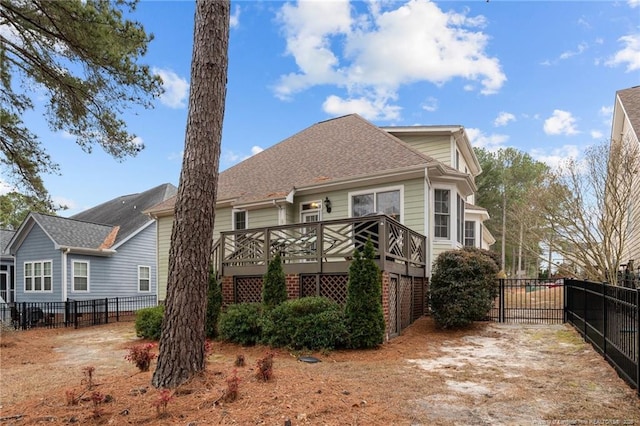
<box><xmin>152</xmin><ymin>0</ymin><xmax>230</xmax><ymax>389</ymax></box>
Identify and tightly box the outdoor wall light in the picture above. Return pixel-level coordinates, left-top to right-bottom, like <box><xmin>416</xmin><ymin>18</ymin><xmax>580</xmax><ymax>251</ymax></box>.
<box><xmin>324</xmin><ymin>197</ymin><xmax>332</xmax><ymax>213</ymax></box>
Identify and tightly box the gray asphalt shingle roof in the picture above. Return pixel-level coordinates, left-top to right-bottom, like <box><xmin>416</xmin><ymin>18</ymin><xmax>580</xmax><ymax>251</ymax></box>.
<box><xmin>618</xmin><ymin>86</ymin><xmax>640</xmax><ymax>136</ymax></box>
<box><xmin>0</xmin><ymin>229</ymin><xmax>16</xmax><ymax>255</ymax></box>
<box><xmin>12</xmin><ymin>183</ymin><xmax>177</xmax><ymax>251</ymax></box>
<box><xmin>217</xmin><ymin>114</ymin><xmax>435</xmax><ymax>204</ymax></box>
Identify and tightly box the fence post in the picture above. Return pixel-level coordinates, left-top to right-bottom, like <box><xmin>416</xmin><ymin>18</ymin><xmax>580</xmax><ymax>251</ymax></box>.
<box><xmin>499</xmin><ymin>279</ymin><xmax>505</xmax><ymax>323</ymax></box>
<box><xmin>602</xmin><ymin>283</ymin><xmax>607</xmax><ymax>357</ymax></box>
<box><xmin>20</xmin><ymin>302</ymin><xmax>27</xmax><ymax>330</ymax></box>
<box><xmin>104</xmin><ymin>298</ymin><xmax>109</xmax><ymax>324</ymax></box>
<box><xmin>636</xmin><ymin>288</ymin><xmax>639</xmax><ymax>397</ymax></box>
<box><xmin>74</xmin><ymin>300</ymin><xmax>79</xmax><ymax>329</ymax></box>
<box><xmin>116</xmin><ymin>298</ymin><xmax>120</xmax><ymax>322</ymax></box>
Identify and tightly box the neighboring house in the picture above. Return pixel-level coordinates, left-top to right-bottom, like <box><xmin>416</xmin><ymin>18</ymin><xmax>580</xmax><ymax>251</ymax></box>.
<box><xmin>7</xmin><ymin>184</ymin><xmax>177</xmax><ymax>303</ymax></box>
<box><xmin>0</xmin><ymin>229</ymin><xmax>16</xmax><ymax>304</ymax></box>
<box><xmin>611</xmin><ymin>86</ymin><xmax>640</xmax><ymax>276</ymax></box>
<box><xmin>147</xmin><ymin>115</ymin><xmax>493</xmax><ymax>336</ymax></box>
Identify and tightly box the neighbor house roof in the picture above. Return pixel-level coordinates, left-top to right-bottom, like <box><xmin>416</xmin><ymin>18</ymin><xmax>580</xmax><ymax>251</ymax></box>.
<box><xmin>617</xmin><ymin>86</ymin><xmax>640</xmax><ymax>136</ymax></box>
<box><xmin>149</xmin><ymin>114</ymin><xmax>438</xmax><ymax>213</ymax></box>
<box><xmin>8</xmin><ymin>183</ymin><xmax>177</xmax><ymax>254</ymax></box>
<box><xmin>70</xmin><ymin>183</ymin><xmax>177</xmax><ymax>246</ymax></box>
<box><xmin>0</xmin><ymin>229</ymin><xmax>16</xmax><ymax>256</ymax></box>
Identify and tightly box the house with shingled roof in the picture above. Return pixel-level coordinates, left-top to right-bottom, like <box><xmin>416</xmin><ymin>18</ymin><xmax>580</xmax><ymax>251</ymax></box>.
<box><xmin>7</xmin><ymin>183</ymin><xmax>176</xmax><ymax>304</ymax></box>
<box><xmin>146</xmin><ymin>114</ymin><xmax>494</xmax><ymax>338</ymax></box>
<box><xmin>0</xmin><ymin>229</ymin><xmax>16</xmax><ymax>304</ymax></box>
<box><xmin>611</xmin><ymin>86</ymin><xmax>640</xmax><ymax>279</ymax></box>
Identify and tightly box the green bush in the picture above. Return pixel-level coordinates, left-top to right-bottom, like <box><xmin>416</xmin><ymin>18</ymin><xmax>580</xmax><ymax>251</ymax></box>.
<box><xmin>344</xmin><ymin>239</ymin><xmax>385</xmax><ymax>349</ymax></box>
<box><xmin>218</xmin><ymin>303</ymin><xmax>263</xmax><ymax>346</ymax></box>
<box><xmin>429</xmin><ymin>248</ymin><xmax>499</xmax><ymax>329</ymax></box>
<box><xmin>262</xmin><ymin>253</ymin><xmax>287</xmax><ymax>310</ymax></box>
<box><xmin>135</xmin><ymin>305</ymin><xmax>164</xmax><ymax>340</ymax></box>
<box><xmin>262</xmin><ymin>297</ymin><xmax>347</xmax><ymax>350</ymax></box>
<box><xmin>206</xmin><ymin>265</ymin><xmax>223</xmax><ymax>339</ymax></box>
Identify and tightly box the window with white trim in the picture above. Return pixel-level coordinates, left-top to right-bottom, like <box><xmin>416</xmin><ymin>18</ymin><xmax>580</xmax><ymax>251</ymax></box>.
<box><xmin>233</xmin><ymin>210</ymin><xmax>247</xmax><ymax>230</ymax></box>
<box><xmin>24</xmin><ymin>260</ymin><xmax>52</xmax><ymax>292</ymax></box>
<box><xmin>464</xmin><ymin>221</ymin><xmax>476</xmax><ymax>247</ymax></box>
<box><xmin>434</xmin><ymin>189</ymin><xmax>450</xmax><ymax>239</ymax></box>
<box><xmin>457</xmin><ymin>195</ymin><xmax>465</xmax><ymax>244</ymax></box>
<box><xmin>351</xmin><ymin>188</ymin><xmax>401</xmax><ymax>221</ymax></box>
<box><xmin>138</xmin><ymin>266</ymin><xmax>151</xmax><ymax>292</ymax></box>
<box><xmin>72</xmin><ymin>261</ymin><xmax>89</xmax><ymax>292</ymax></box>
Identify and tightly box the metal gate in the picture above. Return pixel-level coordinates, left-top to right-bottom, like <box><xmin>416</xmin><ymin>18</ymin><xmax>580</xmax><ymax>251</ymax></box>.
<box><xmin>489</xmin><ymin>278</ymin><xmax>565</xmax><ymax>324</ymax></box>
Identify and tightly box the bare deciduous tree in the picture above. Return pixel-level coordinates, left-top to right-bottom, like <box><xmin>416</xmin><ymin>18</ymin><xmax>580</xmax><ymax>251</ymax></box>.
<box><xmin>536</xmin><ymin>138</ymin><xmax>639</xmax><ymax>285</ymax></box>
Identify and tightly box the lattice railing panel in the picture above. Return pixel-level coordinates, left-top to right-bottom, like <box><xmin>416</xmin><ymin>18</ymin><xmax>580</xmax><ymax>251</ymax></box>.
<box><xmin>387</xmin><ymin>222</ymin><xmax>405</xmax><ymax>258</ymax></box>
<box><xmin>410</xmin><ymin>234</ymin><xmax>424</xmax><ymax>265</ymax></box>
<box><xmin>400</xmin><ymin>277</ymin><xmax>412</xmax><ymax>330</ymax></box>
<box><xmin>235</xmin><ymin>277</ymin><xmax>262</xmax><ymax>303</ymax></box>
<box><xmin>319</xmin><ymin>274</ymin><xmax>348</xmax><ymax>305</ymax></box>
<box><xmin>301</xmin><ymin>275</ymin><xmax>318</xmax><ymax>298</ymax></box>
<box><xmin>388</xmin><ymin>277</ymin><xmax>398</xmax><ymax>336</ymax></box>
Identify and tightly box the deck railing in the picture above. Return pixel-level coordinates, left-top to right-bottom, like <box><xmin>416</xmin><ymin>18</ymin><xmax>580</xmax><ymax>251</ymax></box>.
<box><xmin>212</xmin><ymin>215</ymin><xmax>426</xmax><ymax>278</ymax></box>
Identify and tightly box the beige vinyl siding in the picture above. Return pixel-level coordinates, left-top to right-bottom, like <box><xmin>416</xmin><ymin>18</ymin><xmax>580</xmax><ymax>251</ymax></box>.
<box><xmin>243</xmin><ymin>207</ymin><xmax>280</xmax><ymax>229</ymax></box>
<box><xmin>398</xmin><ymin>135</ymin><xmax>452</xmax><ymax>165</ymax></box>
<box><xmin>402</xmin><ymin>178</ymin><xmax>426</xmax><ymax>234</ymax></box>
<box><xmin>622</xmin><ymin>165</ymin><xmax>640</xmax><ymax>264</ymax></box>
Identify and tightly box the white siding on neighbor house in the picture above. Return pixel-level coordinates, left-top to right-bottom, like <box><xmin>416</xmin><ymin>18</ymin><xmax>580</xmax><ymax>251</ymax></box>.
<box><xmin>65</xmin><ymin>224</ymin><xmax>158</xmax><ymax>301</ymax></box>
<box><xmin>15</xmin><ymin>225</ymin><xmax>62</xmax><ymax>302</ymax></box>
<box><xmin>400</xmin><ymin>135</ymin><xmax>452</xmax><ymax>165</ymax></box>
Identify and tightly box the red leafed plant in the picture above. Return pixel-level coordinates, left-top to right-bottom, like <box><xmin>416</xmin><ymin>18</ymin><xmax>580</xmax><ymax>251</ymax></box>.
<box><xmin>224</xmin><ymin>369</ymin><xmax>241</xmax><ymax>402</ymax></box>
<box><xmin>255</xmin><ymin>352</ymin><xmax>274</xmax><ymax>382</ymax></box>
<box><xmin>125</xmin><ymin>343</ymin><xmax>156</xmax><ymax>372</ymax></box>
<box><xmin>154</xmin><ymin>389</ymin><xmax>173</xmax><ymax>417</ymax></box>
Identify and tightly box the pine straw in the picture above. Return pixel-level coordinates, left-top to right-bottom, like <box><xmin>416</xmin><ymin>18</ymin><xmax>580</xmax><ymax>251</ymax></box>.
<box><xmin>0</xmin><ymin>318</ymin><xmax>638</xmax><ymax>425</ymax></box>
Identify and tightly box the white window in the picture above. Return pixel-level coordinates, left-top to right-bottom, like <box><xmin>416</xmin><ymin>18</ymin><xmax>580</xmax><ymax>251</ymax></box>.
<box><xmin>465</xmin><ymin>221</ymin><xmax>476</xmax><ymax>247</ymax></box>
<box><xmin>24</xmin><ymin>261</ymin><xmax>52</xmax><ymax>292</ymax></box>
<box><xmin>434</xmin><ymin>189</ymin><xmax>450</xmax><ymax>239</ymax></box>
<box><xmin>457</xmin><ymin>195</ymin><xmax>465</xmax><ymax>244</ymax></box>
<box><xmin>138</xmin><ymin>266</ymin><xmax>151</xmax><ymax>292</ymax></box>
<box><xmin>233</xmin><ymin>210</ymin><xmax>247</xmax><ymax>230</ymax></box>
<box><xmin>351</xmin><ymin>187</ymin><xmax>402</xmax><ymax>221</ymax></box>
<box><xmin>72</xmin><ymin>261</ymin><xmax>89</xmax><ymax>292</ymax></box>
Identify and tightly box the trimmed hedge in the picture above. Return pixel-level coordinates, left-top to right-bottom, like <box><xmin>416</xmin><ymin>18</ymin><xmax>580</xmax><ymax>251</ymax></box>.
<box><xmin>218</xmin><ymin>303</ymin><xmax>263</xmax><ymax>346</ymax></box>
<box><xmin>429</xmin><ymin>248</ymin><xmax>499</xmax><ymax>329</ymax></box>
<box><xmin>261</xmin><ymin>296</ymin><xmax>347</xmax><ymax>350</ymax></box>
<box><xmin>135</xmin><ymin>305</ymin><xmax>164</xmax><ymax>340</ymax></box>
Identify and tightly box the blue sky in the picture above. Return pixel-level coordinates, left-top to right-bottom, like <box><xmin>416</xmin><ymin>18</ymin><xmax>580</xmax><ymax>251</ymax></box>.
<box><xmin>6</xmin><ymin>0</ymin><xmax>640</xmax><ymax>216</ymax></box>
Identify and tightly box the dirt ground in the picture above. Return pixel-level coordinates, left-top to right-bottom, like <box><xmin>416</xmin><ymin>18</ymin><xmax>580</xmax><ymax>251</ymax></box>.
<box><xmin>0</xmin><ymin>317</ymin><xmax>638</xmax><ymax>426</ymax></box>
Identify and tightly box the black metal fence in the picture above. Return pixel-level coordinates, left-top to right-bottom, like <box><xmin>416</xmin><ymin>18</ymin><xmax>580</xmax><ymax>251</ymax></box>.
<box><xmin>489</xmin><ymin>278</ymin><xmax>565</xmax><ymax>324</ymax></box>
<box><xmin>565</xmin><ymin>279</ymin><xmax>639</xmax><ymax>395</ymax></box>
<box><xmin>0</xmin><ymin>295</ymin><xmax>157</xmax><ymax>330</ymax></box>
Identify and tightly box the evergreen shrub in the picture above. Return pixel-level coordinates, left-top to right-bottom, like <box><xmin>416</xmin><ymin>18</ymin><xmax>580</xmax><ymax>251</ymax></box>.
<box><xmin>135</xmin><ymin>305</ymin><xmax>164</xmax><ymax>340</ymax></box>
<box><xmin>262</xmin><ymin>253</ymin><xmax>287</xmax><ymax>310</ymax></box>
<box><xmin>429</xmin><ymin>247</ymin><xmax>499</xmax><ymax>329</ymax></box>
<box><xmin>344</xmin><ymin>240</ymin><xmax>386</xmax><ymax>349</ymax></box>
<box><xmin>261</xmin><ymin>296</ymin><xmax>347</xmax><ymax>350</ymax></box>
<box><xmin>218</xmin><ymin>303</ymin><xmax>263</xmax><ymax>346</ymax></box>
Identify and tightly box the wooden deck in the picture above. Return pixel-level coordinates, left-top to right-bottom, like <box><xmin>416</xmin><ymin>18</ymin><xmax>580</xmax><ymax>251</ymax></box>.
<box><xmin>212</xmin><ymin>215</ymin><xmax>427</xmax><ymax>278</ymax></box>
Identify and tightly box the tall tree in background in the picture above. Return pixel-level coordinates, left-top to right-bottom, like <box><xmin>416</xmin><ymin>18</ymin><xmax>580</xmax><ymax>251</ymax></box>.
<box><xmin>474</xmin><ymin>147</ymin><xmax>550</xmax><ymax>276</ymax></box>
<box><xmin>152</xmin><ymin>0</ymin><xmax>229</xmax><ymax>389</ymax></box>
<box><xmin>0</xmin><ymin>0</ymin><xmax>162</xmax><ymax>205</ymax></box>
<box><xmin>0</xmin><ymin>191</ymin><xmax>64</xmax><ymax>229</ymax></box>
<box><xmin>534</xmin><ymin>139</ymin><xmax>639</xmax><ymax>285</ymax></box>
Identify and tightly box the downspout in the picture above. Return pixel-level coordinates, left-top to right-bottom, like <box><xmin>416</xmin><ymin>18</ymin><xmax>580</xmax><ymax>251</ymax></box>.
<box><xmin>273</xmin><ymin>199</ymin><xmax>285</xmax><ymax>225</ymax></box>
<box><xmin>424</xmin><ymin>167</ymin><xmax>432</xmax><ymax>279</ymax></box>
<box><xmin>62</xmin><ymin>248</ymin><xmax>70</xmax><ymax>301</ymax></box>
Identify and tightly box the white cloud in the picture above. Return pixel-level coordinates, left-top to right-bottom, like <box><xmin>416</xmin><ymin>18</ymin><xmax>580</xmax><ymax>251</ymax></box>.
<box><xmin>466</xmin><ymin>128</ymin><xmax>509</xmax><ymax>152</ymax></box>
<box><xmin>559</xmin><ymin>42</ymin><xmax>588</xmax><ymax>60</ymax></box>
<box><xmin>52</xmin><ymin>195</ymin><xmax>77</xmax><ymax>211</ymax></box>
<box><xmin>606</xmin><ymin>34</ymin><xmax>640</xmax><ymax>72</ymax></box>
<box><xmin>221</xmin><ymin>146</ymin><xmax>265</xmax><ymax>168</ymax></box>
<box><xmin>167</xmin><ymin>151</ymin><xmax>183</xmax><ymax>162</ymax></box>
<box><xmin>530</xmin><ymin>145</ymin><xmax>581</xmax><ymax>169</ymax></box>
<box><xmin>230</xmin><ymin>5</ymin><xmax>241</xmax><ymax>28</ymax></box>
<box><xmin>274</xmin><ymin>0</ymin><xmax>505</xmax><ymax>120</ymax></box>
<box><xmin>629</xmin><ymin>0</ymin><xmax>640</xmax><ymax>8</ymax></box>
<box><xmin>131</xmin><ymin>136</ymin><xmax>144</xmax><ymax>150</ymax></box>
<box><xmin>250</xmin><ymin>146</ymin><xmax>264</xmax><ymax>156</ymax></box>
<box><xmin>322</xmin><ymin>94</ymin><xmax>401</xmax><ymax>120</ymax></box>
<box><xmin>0</xmin><ymin>179</ymin><xmax>13</xmax><ymax>195</ymax></box>
<box><xmin>543</xmin><ymin>110</ymin><xmax>579</xmax><ymax>136</ymax></box>
<box><xmin>493</xmin><ymin>112</ymin><xmax>515</xmax><ymax>127</ymax></box>
<box><xmin>590</xmin><ymin>130</ymin><xmax>604</xmax><ymax>139</ymax></box>
<box><xmin>153</xmin><ymin>68</ymin><xmax>189</xmax><ymax>109</ymax></box>
<box><xmin>421</xmin><ymin>97</ymin><xmax>438</xmax><ymax>112</ymax></box>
